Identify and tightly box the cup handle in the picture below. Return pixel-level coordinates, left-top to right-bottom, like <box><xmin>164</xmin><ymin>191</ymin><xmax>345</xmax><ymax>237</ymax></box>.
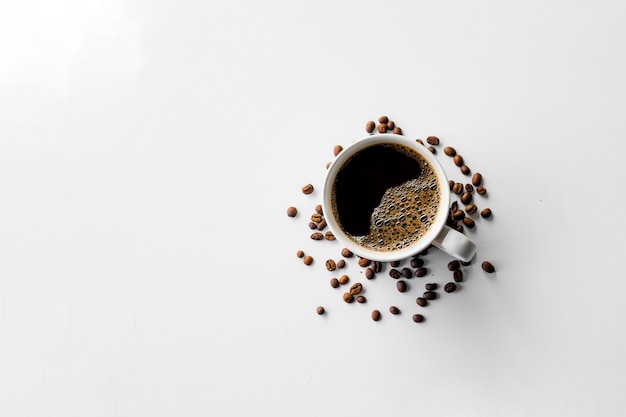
<box><xmin>431</xmin><ymin>226</ymin><xmax>477</xmax><ymax>262</ymax></box>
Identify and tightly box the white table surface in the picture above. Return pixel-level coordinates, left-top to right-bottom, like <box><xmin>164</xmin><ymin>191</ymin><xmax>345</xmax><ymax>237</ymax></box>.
<box><xmin>2</xmin><ymin>1</ymin><xmax>625</xmax><ymax>416</ymax></box>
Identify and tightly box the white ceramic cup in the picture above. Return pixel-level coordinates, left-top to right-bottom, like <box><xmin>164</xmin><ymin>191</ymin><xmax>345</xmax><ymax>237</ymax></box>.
<box><xmin>322</xmin><ymin>134</ymin><xmax>476</xmax><ymax>262</ymax></box>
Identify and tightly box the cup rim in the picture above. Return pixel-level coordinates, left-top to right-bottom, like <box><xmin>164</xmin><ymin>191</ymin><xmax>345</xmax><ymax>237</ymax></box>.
<box><xmin>321</xmin><ymin>134</ymin><xmax>451</xmax><ymax>262</ymax></box>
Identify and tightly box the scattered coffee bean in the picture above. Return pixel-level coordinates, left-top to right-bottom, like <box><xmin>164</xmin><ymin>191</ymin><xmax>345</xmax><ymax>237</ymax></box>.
<box><xmin>452</xmin><ymin>182</ymin><xmax>463</xmax><ymax>195</ymax></box>
<box><xmin>401</xmin><ymin>268</ymin><xmax>412</xmax><ymax>278</ymax></box>
<box><xmin>428</xmin><ymin>146</ymin><xmax>437</xmax><ymax>154</ymax></box>
<box><xmin>341</xmin><ymin>248</ymin><xmax>353</xmax><ymax>258</ymax></box>
<box><xmin>453</xmin><ymin>269</ymin><xmax>463</xmax><ymax>282</ymax></box>
<box><xmin>455</xmin><ymin>224</ymin><xmax>464</xmax><ymax>233</ymax></box>
<box><xmin>287</xmin><ymin>206</ymin><xmax>298</xmax><ymax>217</ymax></box>
<box><xmin>444</xmin><ymin>146</ymin><xmax>456</xmax><ymax>156</ymax></box>
<box><xmin>315</xmin><ymin>204</ymin><xmax>323</xmax><ymax>214</ymax></box>
<box><xmin>372</xmin><ymin>261</ymin><xmax>382</xmax><ymax>273</ymax></box>
<box><xmin>325</xmin><ymin>161</ymin><xmax>331</xmax><ymax>169</ymax></box>
<box><xmin>453</xmin><ymin>155</ymin><xmax>464</xmax><ymax>167</ymax></box>
<box><xmin>389</xmin><ymin>306</ymin><xmax>400</xmax><ymax>315</ymax></box>
<box><xmin>317</xmin><ymin>219</ymin><xmax>327</xmax><ymax>231</ymax></box>
<box><xmin>448</xmin><ymin>180</ymin><xmax>455</xmax><ymax>190</ymax></box>
<box><xmin>463</xmin><ymin>217</ymin><xmax>475</xmax><ymax>228</ymax></box>
<box><xmin>461</xmin><ymin>191</ymin><xmax>473</xmax><ymax>205</ymax></box>
<box><xmin>465</xmin><ymin>203</ymin><xmax>478</xmax><ymax>215</ymax></box>
<box><xmin>447</xmin><ymin>260</ymin><xmax>461</xmax><ymax>271</ymax></box>
<box><xmin>393</xmin><ymin>127</ymin><xmax>402</xmax><ymax>135</ymax></box>
<box><xmin>297</xmin><ymin>250</ymin><xmax>305</xmax><ymax>258</ymax></box>
<box><xmin>387</xmin><ymin>120</ymin><xmax>395</xmax><ymax>130</ymax></box>
<box><xmin>358</xmin><ymin>258</ymin><xmax>371</xmax><ymax>267</ymax></box>
<box><xmin>476</xmin><ymin>186</ymin><xmax>487</xmax><ymax>196</ymax></box>
<box><xmin>423</xmin><ymin>291</ymin><xmax>437</xmax><ymax>300</ymax></box>
<box><xmin>397</xmin><ymin>280</ymin><xmax>407</xmax><ymax>292</ymax></box>
<box><xmin>333</xmin><ymin>145</ymin><xmax>343</xmax><ymax>156</ymax></box>
<box><xmin>389</xmin><ymin>269</ymin><xmax>401</xmax><ymax>279</ymax></box>
<box><xmin>366</xmin><ymin>120</ymin><xmax>376</xmax><ymax>133</ymax></box>
<box><xmin>465</xmin><ymin>184</ymin><xmax>474</xmax><ymax>193</ymax></box>
<box><xmin>426</xmin><ymin>136</ymin><xmax>440</xmax><ymax>146</ymax></box>
<box><xmin>416</xmin><ymin>297</ymin><xmax>428</xmax><ymax>307</ymax></box>
<box><xmin>302</xmin><ymin>184</ymin><xmax>314</xmax><ymax>194</ymax></box>
<box><xmin>356</xmin><ymin>295</ymin><xmax>367</xmax><ymax>303</ymax></box>
<box><xmin>371</xmin><ymin>310</ymin><xmax>381</xmax><ymax>321</ymax></box>
<box><xmin>343</xmin><ymin>292</ymin><xmax>354</xmax><ymax>303</ymax></box>
<box><xmin>378</xmin><ymin>115</ymin><xmax>389</xmax><ymax>124</ymax></box>
<box><xmin>311</xmin><ymin>213</ymin><xmax>322</xmax><ymax>223</ymax></box>
<box><xmin>338</xmin><ymin>275</ymin><xmax>349</xmax><ymax>285</ymax></box>
<box><xmin>482</xmin><ymin>261</ymin><xmax>496</xmax><ymax>273</ymax></box>
<box><xmin>330</xmin><ymin>277</ymin><xmax>340</xmax><ymax>288</ymax></box>
<box><xmin>303</xmin><ymin>255</ymin><xmax>313</xmax><ymax>265</ymax></box>
<box><xmin>425</xmin><ymin>283</ymin><xmax>438</xmax><ymax>291</ymax></box>
<box><xmin>377</xmin><ymin>123</ymin><xmax>388</xmax><ymax>133</ymax></box>
<box><xmin>452</xmin><ymin>209</ymin><xmax>465</xmax><ymax>220</ymax></box>
<box><xmin>450</xmin><ymin>201</ymin><xmax>458</xmax><ymax>212</ymax></box>
<box><xmin>325</xmin><ymin>259</ymin><xmax>337</xmax><ymax>271</ymax></box>
<box><xmin>390</xmin><ymin>260</ymin><xmax>401</xmax><ymax>267</ymax></box>
<box><xmin>472</xmin><ymin>173</ymin><xmax>483</xmax><ymax>186</ymax></box>
<box><xmin>325</xmin><ymin>231</ymin><xmax>336</xmax><ymax>241</ymax></box>
<box><xmin>316</xmin><ymin>306</ymin><xmax>325</xmax><ymax>315</ymax></box>
<box><xmin>415</xmin><ymin>267</ymin><xmax>428</xmax><ymax>277</ymax></box>
<box><xmin>461</xmin><ymin>165</ymin><xmax>471</xmax><ymax>175</ymax></box>
<box><xmin>365</xmin><ymin>268</ymin><xmax>375</xmax><ymax>279</ymax></box>
<box><xmin>308</xmin><ymin>222</ymin><xmax>317</xmax><ymax>230</ymax></box>
<box><xmin>444</xmin><ymin>282</ymin><xmax>457</xmax><ymax>293</ymax></box>
<box><xmin>412</xmin><ymin>314</ymin><xmax>424</xmax><ymax>323</ymax></box>
<box><xmin>481</xmin><ymin>208</ymin><xmax>492</xmax><ymax>218</ymax></box>
<box><xmin>311</xmin><ymin>232</ymin><xmax>324</xmax><ymax>240</ymax></box>
<box><xmin>336</xmin><ymin>259</ymin><xmax>345</xmax><ymax>269</ymax></box>
<box><xmin>349</xmin><ymin>282</ymin><xmax>363</xmax><ymax>295</ymax></box>
<box><xmin>410</xmin><ymin>257</ymin><xmax>424</xmax><ymax>268</ymax></box>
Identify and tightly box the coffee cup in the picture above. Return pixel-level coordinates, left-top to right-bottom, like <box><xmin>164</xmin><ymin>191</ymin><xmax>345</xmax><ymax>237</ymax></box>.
<box><xmin>321</xmin><ymin>134</ymin><xmax>476</xmax><ymax>262</ymax></box>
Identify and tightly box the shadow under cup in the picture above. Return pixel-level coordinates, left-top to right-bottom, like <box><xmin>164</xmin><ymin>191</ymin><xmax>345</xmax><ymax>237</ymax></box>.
<box><xmin>322</xmin><ymin>134</ymin><xmax>452</xmax><ymax>262</ymax></box>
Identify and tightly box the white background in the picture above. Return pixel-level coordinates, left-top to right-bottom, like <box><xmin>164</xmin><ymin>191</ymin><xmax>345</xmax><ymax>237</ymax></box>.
<box><xmin>1</xmin><ymin>1</ymin><xmax>625</xmax><ymax>416</ymax></box>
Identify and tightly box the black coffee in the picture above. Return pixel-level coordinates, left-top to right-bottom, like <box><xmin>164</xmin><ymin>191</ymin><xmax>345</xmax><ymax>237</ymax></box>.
<box><xmin>331</xmin><ymin>143</ymin><xmax>442</xmax><ymax>253</ymax></box>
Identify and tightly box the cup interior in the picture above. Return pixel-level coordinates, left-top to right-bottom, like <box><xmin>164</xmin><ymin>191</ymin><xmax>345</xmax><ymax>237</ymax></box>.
<box><xmin>321</xmin><ymin>134</ymin><xmax>451</xmax><ymax>262</ymax></box>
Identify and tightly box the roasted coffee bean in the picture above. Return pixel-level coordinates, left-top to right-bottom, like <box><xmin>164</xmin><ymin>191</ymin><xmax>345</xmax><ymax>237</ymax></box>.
<box><xmin>349</xmin><ymin>282</ymin><xmax>363</xmax><ymax>295</ymax></box>
<box><xmin>356</xmin><ymin>295</ymin><xmax>367</xmax><ymax>303</ymax></box>
<box><xmin>297</xmin><ymin>250</ymin><xmax>305</xmax><ymax>258</ymax></box>
<box><xmin>412</xmin><ymin>314</ymin><xmax>424</xmax><ymax>323</ymax></box>
<box><xmin>452</xmin><ymin>209</ymin><xmax>465</xmax><ymax>220</ymax></box>
<box><xmin>366</xmin><ymin>120</ymin><xmax>376</xmax><ymax>133</ymax></box>
<box><xmin>365</xmin><ymin>268</ymin><xmax>375</xmax><ymax>280</ymax></box>
<box><xmin>325</xmin><ymin>231</ymin><xmax>336</xmax><ymax>241</ymax></box>
<box><xmin>452</xmin><ymin>182</ymin><xmax>463</xmax><ymax>195</ymax></box>
<box><xmin>311</xmin><ymin>232</ymin><xmax>324</xmax><ymax>240</ymax></box>
<box><xmin>378</xmin><ymin>115</ymin><xmax>389</xmax><ymax>124</ymax></box>
<box><xmin>472</xmin><ymin>173</ymin><xmax>483</xmax><ymax>186</ymax></box>
<box><xmin>371</xmin><ymin>310</ymin><xmax>381</xmax><ymax>321</ymax></box>
<box><xmin>426</xmin><ymin>136</ymin><xmax>440</xmax><ymax>146</ymax></box>
<box><xmin>333</xmin><ymin>145</ymin><xmax>343</xmax><ymax>156</ymax></box>
<box><xmin>465</xmin><ymin>184</ymin><xmax>474</xmax><ymax>193</ymax></box>
<box><xmin>461</xmin><ymin>260</ymin><xmax>472</xmax><ymax>266</ymax></box>
<box><xmin>465</xmin><ymin>203</ymin><xmax>478</xmax><ymax>215</ymax></box>
<box><xmin>461</xmin><ymin>165</ymin><xmax>471</xmax><ymax>175</ymax></box>
<box><xmin>325</xmin><ymin>259</ymin><xmax>337</xmax><ymax>271</ymax></box>
<box><xmin>416</xmin><ymin>297</ymin><xmax>428</xmax><ymax>307</ymax></box>
<box><xmin>336</xmin><ymin>259</ymin><xmax>346</xmax><ymax>269</ymax></box>
<box><xmin>447</xmin><ymin>260</ymin><xmax>461</xmax><ymax>271</ymax></box>
<box><xmin>415</xmin><ymin>267</ymin><xmax>427</xmax><ymax>277</ymax></box>
<box><xmin>387</xmin><ymin>120</ymin><xmax>395</xmax><ymax>130</ymax></box>
<box><xmin>428</xmin><ymin>146</ymin><xmax>437</xmax><ymax>154</ymax></box>
<box><xmin>444</xmin><ymin>282</ymin><xmax>457</xmax><ymax>293</ymax></box>
<box><xmin>287</xmin><ymin>206</ymin><xmax>298</xmax><ymax>217</ymax></box>
<box><xmin>330</xmin><ymin>277</ymin><xmax>340</xmax><ymax>288</ymax></box>
<box><xmin>410</xmin><ymin>257</ymin><xmax>424</xmax><ymax>268</ymax></box>
<box><xmin>302</xmin><ymin>184</ymin><xmax>314</xmax><ymax>194</ymax></box>
<box><xmin>303</xmin><ymin>255</ymin><xmax>313</xmax><ymax>265</ymax></box>
<box><xmin>401</xmin><ymin>268</ymin><xmax>412</xmax><ymax>278</ymax></box>
<box><xmin>338</xmin><ymin>275</ymin><xmax>349</xmax><ymax>285</ymax></box>
<box><xmin>358</xmin><ymin>258</ymin><xmax>371</xmax><ymax>267</ymax></box>
<box><xmin>315</xmin><ymin>204</ymin><xmax>323</xmax><ymax>214</ymax></box>
<box><xmin>377</xmin><ymin>123</ymin><xmax>388</xmax><ymax>133</ymax></box>
<box><xmin>463</xmin><ymin>217</ymin><xmax>475</xmax><ymax>228</ymax></box>
<box><xmin>372</xmin><ymin>261</ymin><xmax>382</xmax><ymax>273</ymax></box>
<box><xmin>311</xmin><ymin>213</ymin><xmax>322</xmax><ymax>222</ymax></box>
<box><xmin>425</xmin><ymin>283</ymin><xmax>438</xmax><ymax>291</ymax></box>
<box><xmin>316</xmin><ymin>306</ymin><xmax>325</xmax><ymax>315</ymax></box>
<box><xmin>482</xmin><ymin>261</ymin><xmax>496</xmax><ymax>273</ymax></box>
<box><xmin>325</xmin><ymin>161</ymin><xmax>331</xmax><ymax>169</ymax></box>
<box><xmin>389</xmin><ymin>306</ymin><xmax>400</xmax><ymax>315</ymax></box>
<box><xmin>453</xmin><ymin>155</ymin><xmax>464</xmax><ymax>167</ymax></box>
<box><xmin>476</xmin><ymin>186</ymin><xmax>487</xmax><ymax>196</ymax></box>
<box><xmin>455</xmin><ymin>224</ymin><xmax>464</xmax><ymax>233</ymax></box>
<box><xmin>390</xmin><ymin>260</ymin><xmax>401</xmax><ymax>267</ymax></box>
<box><xmin>420</xmin><ymin>248</ymin><xmax>428</xmax><ymax>256</ymax></box>
<box><xmin>416</xmin><ymin>139</ymin><xmax>424</xmax><ymax>146</ymax></box>
<box><xmin>481</xmin><ymin>208</ymin><xmax>492</xmax><ymax>218</ymax></box>
<box><xmin>448</xmin><ymin>180</ymin><xmax>455</xmax><ymax>190</ymax></box>
<box><xmin>317</xmin><ymin>219</ymin><xmax>327</xmax><ymax>231</ymax></box>
<box><xmin>389</xmin><ymin>269</ymin><xmax>401</xmax><ymax>279</ymax></box>
<box><xmin>423</xmin><ymin>291</ymin><xmax>437</xmax><ymax>300</ymax></box>
<box><xmin>461</xmin><ymin>192</ymin><xmax>473</xmax><ymax>205</ymax></box>
<box><xmin>444</xmin><ymin>146</ymin><xmax>456</xmax><ymax>156</ymax></box>
<box><xmin>341</xmin><ymin>248</ymin><xmax>354</xmax><ymax>258</ymax></box>
<box><xmin>453</xmin><ymin>269</ymin><xmax>463</xmax><ymax>282</ymax></box>
<box><xmin>343</xmin><ymin>292</ymin><xmax>354</xmax><ymax>303</ymax></box>
<box><xmin>393</xmin><ymin>127</ymin><xmax>402</xmax><ymax>135</ymax></box>
<box><xmin>397</xmin><ymin>280</ymin><xmax>407</xmax><ymax>292</ymax></box>
<box><xmin>308</xmin><ymin>222</ymin><xmax>317</xmax><ymax>230</ymax></box>
<box><xmin>450</xmin><ymin>201</ymin><xmax>458</xmax><ymax>212</ymax></box>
